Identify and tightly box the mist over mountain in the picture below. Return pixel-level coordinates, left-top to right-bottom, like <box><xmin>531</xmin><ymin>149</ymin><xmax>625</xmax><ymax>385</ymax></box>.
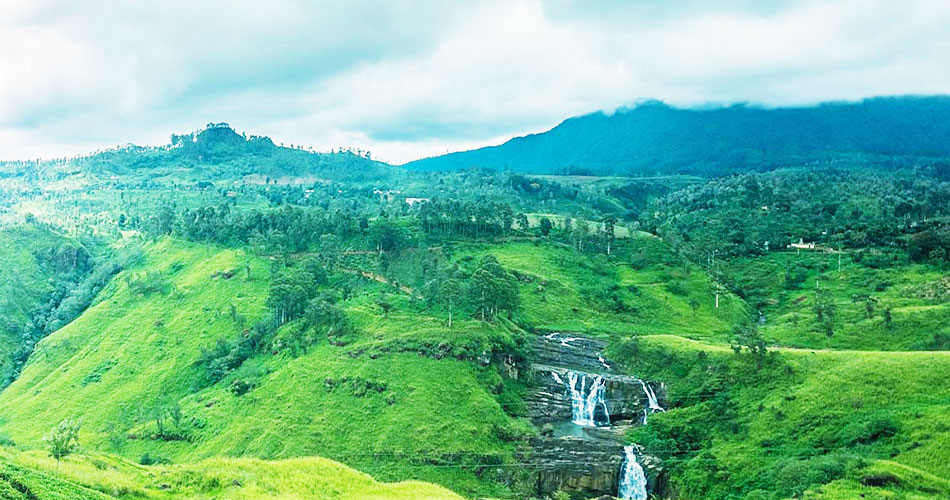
<box><xmin>404</xmin><ymin>96</ymin><xmax>950</xmax><ymax>175</ymax></box>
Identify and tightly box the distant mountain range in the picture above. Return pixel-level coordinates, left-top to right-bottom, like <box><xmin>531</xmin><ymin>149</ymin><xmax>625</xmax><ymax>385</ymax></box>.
<box><xmin>404</xmin><ymin>96</ymin><xmax>950</xmax><ymax>176</ymax></box>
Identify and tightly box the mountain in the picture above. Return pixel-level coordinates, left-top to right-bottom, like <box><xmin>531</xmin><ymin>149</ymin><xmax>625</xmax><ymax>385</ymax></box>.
<box><xmin>0</xmin><ymin>123</ymin><xmax>394</xmax><ymax>186</ymax></box>
<box><xmin>404</xmin><ymin>96</ymin><xmax>950</xmax><ymax>176</ymax></box>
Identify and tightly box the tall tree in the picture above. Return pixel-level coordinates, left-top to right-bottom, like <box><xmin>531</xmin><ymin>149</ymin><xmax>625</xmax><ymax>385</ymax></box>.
<box><xmin>439</xmin><ymin>278</ymin><xmax>464</xmax><ymax>328</ymax></box>
<box><xmin>469</xmin><ymin>255</ymin><xmax>520</xmax><ymax>321</ymax></box>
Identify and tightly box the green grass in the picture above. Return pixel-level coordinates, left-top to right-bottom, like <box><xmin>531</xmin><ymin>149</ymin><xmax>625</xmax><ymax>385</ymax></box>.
<box><xmin>613</xmin><ymin>334</ymin><xmax>950</xmax><ymax>500</ymax></box>
<box><xmin>456</xmin><ymin>238</ymin><xmax>747</xmax><ymax>338</ymax></box>
<box><xmin>0</xmin><ymin>239</ymin><xmax>270</xmax><ymax>447</ymax></box>
<box><xmin>0</xmin><ymin>238</ymin><xmax>526</xmax><ymax>497</ymax></box>
<box><xmin>0</xmin><ymin>447</ymin><xmax>464</xmax><ymax>499</ymax></box>
<box><xmin>721</xmin><ymin>251</ymin><xmax>950</xmax><ymax>350</ymax></box>
<box><xmin>0</xmin><ymin>225</ymin><xmax>87</xmax><ymax>372</ymax></box>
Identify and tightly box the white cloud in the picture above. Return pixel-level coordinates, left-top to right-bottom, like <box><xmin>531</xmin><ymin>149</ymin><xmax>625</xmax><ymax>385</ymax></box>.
<box><xmin>1</xmin><ymin>0</ymin><xmax>948</xmax><ymax>164</ymax></box>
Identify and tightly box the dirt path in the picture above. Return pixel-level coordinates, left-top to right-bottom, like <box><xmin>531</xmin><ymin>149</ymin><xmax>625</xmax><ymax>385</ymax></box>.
<box><xmin>339</xmin><ymin>267</ymin><xmax>422</xmax><ymax>298</ymax></box>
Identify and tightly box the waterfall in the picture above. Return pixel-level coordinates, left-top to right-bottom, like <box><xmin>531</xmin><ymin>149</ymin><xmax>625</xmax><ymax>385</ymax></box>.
<box><xmin>618</xmin><ymin>445</ymin><xmax>648</xmax><ymax>500</ymax></box>
<box><xmin>639</xmin><ymin>380</ymin><xmax>664</xmax><ymax>423</ymax></box>
<box><xmin>561</xmin><ymin>371</ymin><xmax>609</xmax><ymax>427</ymax></box>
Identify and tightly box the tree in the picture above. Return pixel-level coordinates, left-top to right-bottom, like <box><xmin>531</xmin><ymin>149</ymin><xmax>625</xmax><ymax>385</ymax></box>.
<box><xmin>318</xmin><ymin>233</ymin><xmax>341</xmax><ymax>269</ymax></box>
<box><xmin>377</xmin><ymin>297</ymin><xmax>392</xmax><ymax>318</ymax></box>
<box><xmin>603</xmin><ymin>216</ymin><xmax>617</xmax><ymax>255</ymax></box>
<box><xmin>864</xmin><ymin>296</ymin><xmax>876</xmax><ymax>319</ymax></box>
<box><xmin>267</xmin><ymin>271</ymin><xmax>316</xmax><ymax>325</ymax></box>
<box><xmin>539</xmin><ymin>217</ymin><xmax>553</xmax><ymax>237</ymax></box>
<box><xmin>814</xmin><ymin>285</ymin><xmax>836</xmax><ymax>336</ymax></box>
<box><xmin>439</xmin><ymin>278</ymin><xmax>464</xmax><ymax>328</ymax></box>
<box><xmin>44</xmin><ymin>419</ymin><xmax>81</xmax><ymax>467</ymax></box>
<box><xmin>732</xmin><ymin>322</ymin><xmax>767</xmax><ymax>369</ymax></box>
<box><xmin>572</xmin><ymin>217</ymin><xmax>590</xmax><ymax>251</ymax></box>
<box><xmin>470</xmin><ymin>255</ymin><xmax>520</xmax><ymax>321</ymax></box>
<box><xmin>515</xmin><ymin>213</ymin><xmax>529</xmax><ymax>232</ymax></box>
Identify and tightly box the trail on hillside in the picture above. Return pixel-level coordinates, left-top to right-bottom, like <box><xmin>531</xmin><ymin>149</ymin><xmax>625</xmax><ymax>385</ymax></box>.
<box><xmin>339</xmin><ymin>267</ymin><xmax>422</xmax><ymax>299</ymax></box>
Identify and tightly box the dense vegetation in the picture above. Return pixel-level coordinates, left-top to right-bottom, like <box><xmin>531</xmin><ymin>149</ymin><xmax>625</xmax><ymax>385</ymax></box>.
<box><xmin>0</xmin><ymin>110</ymin><xmax>948</xmax><ymax>499</ymax></box>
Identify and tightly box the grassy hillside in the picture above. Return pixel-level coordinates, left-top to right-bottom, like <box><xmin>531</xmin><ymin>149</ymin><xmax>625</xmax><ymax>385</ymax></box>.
<box><xmin>0</xmin><ymin>447</ymin><xmax>463</xmax><ymax>500</ymax></box>
<box><xmin>0</xmin><ymin>238</ymin><xmax>527</xmax><ymax>497</ymax></box>
<box><xmin>0</xmin><ymin>238</ymin><xmax>270</xmax><ymax>444</ymax></box>
<box><xmin>612</xmin><ymin>335</ymin><xmax>950</xmax><ymax>500</ymax></box>
<box><xmin>456</xmin><ymin>238</ymin><xmax>747</xmax><ymax>338</ymax></box>
<box><xmin>721</xmin><ymin>251</ymin><xmax>950</xmax><ymax>350</ymax></box>
<box><xmin>0</xmin><ymin>225</ymin><xmax>90</xmax><ymax>378</ymax></box>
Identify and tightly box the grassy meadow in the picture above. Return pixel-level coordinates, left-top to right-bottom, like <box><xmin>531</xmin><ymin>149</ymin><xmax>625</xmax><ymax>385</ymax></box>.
<box><xmin>613</xmin><ymin>334</ymin><xmax>950</xmax><ymax>500</ymax></box>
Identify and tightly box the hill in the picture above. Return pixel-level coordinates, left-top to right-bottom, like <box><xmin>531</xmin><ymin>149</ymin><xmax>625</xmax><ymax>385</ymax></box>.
<box><xmin>0</xmin><ymin>224</ymin><xmax>93</xmax><ymax>383</ymax></box>
<box><xmin>613</xmin><ymin>335</ymin><xmax>950</xmax><ymax>500</ymax></box>
<box><xmin>404</xmin><ymin>96</ymin><xmax>950</xmax><ymax>176</ymax></box>
<box><xmin>0</xmin><ymin>123</ymin><xmax>394</xmax><ymax>187</ymax></box>
<box><xmin>0</xmin><ymin>448</ymin><xmax>462</xmax><ymax>500</ymax></box>
<box><xmin>0</xmin><ymin>238</ymin><xmax>527</xmax><ymax>496</ymax></box>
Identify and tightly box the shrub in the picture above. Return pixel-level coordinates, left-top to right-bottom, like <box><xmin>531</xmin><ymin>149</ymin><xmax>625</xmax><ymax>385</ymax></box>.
<box><xmin>139</xmin><ymin>453</ymin><xmax>171</xmax><ymax>465</ymax></box>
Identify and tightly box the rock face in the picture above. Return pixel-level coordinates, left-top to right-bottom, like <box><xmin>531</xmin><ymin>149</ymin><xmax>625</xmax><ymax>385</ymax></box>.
<box><xmin>530</xmin><ymin>436</ymin><xmax>625</xmax><ymax>496</ymax></box>
<box><xmin>525</xmin><ymin>333</ymin><xmax>666</xmax><ymax>426</ymax></box>
<box><xmin>522</xmin><ymin>332</ymin><xmax>668</xmax><ymax>498</ymax></box>
<box><xmin>527</xmin><ymin>364</ymin><xmax>650</xmax><ymax>425</ymax></box>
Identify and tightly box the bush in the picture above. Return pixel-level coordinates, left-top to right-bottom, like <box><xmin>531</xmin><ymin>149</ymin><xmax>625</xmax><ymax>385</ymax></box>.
<box><xmin>139</xmin><ymin>452</ymin><xmax>171</xmax><ymax>465</ymax></box>
<box><xmin>228</xmin><ymin>379</ymin><xmax>254</xmax><ymax>396</ymax></box>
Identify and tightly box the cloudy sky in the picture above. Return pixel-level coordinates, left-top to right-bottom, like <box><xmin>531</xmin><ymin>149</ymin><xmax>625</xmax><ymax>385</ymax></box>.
<box><xmin>1</xmin><ymin>0</ymin><xmax>948</xmax><ymax>164</ymax></box>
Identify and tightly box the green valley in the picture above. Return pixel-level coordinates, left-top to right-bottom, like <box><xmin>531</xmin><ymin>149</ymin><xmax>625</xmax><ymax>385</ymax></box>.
<box><xmin>1</xmin><ymin>98</ymin><xmax>948</xmax><ymax>500</ymax></box>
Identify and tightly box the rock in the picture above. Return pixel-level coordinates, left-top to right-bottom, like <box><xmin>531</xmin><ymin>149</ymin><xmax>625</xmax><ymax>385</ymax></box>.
<box><xmin>529</xmin><ymin>436</ymin><xmax>625</xmax><ymax>497</ymax></box>
<box><xmin>526</xmin><ymin>364</ymin><xmax>658</xmax><ymax>425</ymax></box>
<box><xmin>521</xmin><ymin>332</ymin><xmax>668</xmax><ymax>498</ymax></box>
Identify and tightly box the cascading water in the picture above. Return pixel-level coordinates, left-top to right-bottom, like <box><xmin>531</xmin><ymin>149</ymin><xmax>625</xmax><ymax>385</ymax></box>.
<box><xmin>623</xmin><ymin>380</ymin><xmax>663</xmax><ymax>495</ymax></box>
<box><xmin>557</xmin><ymin>371</ymin><xmax>610</xmax><ymax>427</ymax></box>
<box><xmin>618</xmin><ymin>445</ymin><xmax>648</xmax><ymax>500</ymax></box>
<box><xmin>639</xmin><ymin>379</ymin><xmax>665</xmax><ymax>424</ymax></box>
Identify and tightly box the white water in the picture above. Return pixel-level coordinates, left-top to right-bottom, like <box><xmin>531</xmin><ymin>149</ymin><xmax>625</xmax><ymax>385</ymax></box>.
<box><xmin>624</xmin><ymin>381</ymin><xmax>663</xmax><ymax>496</ymax></box>
<box><xmin>563</xmin><ymin>371</ymin><xmax>609</xmax><ymax>426</ymax></box>
<box><xmin>639</xmin><ymin>380</ymin><xmax>665</xmax><ymax>423</ymax></box>
<box><xmin>618</xmin><ymin>445</ymin><xmax>648</xmax><ymax>500</ymax></box>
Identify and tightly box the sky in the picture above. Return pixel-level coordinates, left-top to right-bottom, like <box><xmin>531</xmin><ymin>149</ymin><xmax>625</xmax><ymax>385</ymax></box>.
<box><xmin>1</xmin><ymin>0</ymin><xmax>948</xmax><ymax>164</ymax></box>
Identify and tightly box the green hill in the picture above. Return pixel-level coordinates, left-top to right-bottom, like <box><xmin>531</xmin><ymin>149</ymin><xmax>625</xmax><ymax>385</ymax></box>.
<box><xmin>0</xmin><ymin>447</ymin><xmax>463</xmax><ymax>500</ymax></box>
<box><xmin>613</xmin><ymin>335</ymin><xmax>950</xmax><ymax>500</ymax></box>
<box><xmin>0</xmin><ymin>123</ymin><xmax>394</xmax><ymax>187</ymax></box>
<box><xmin>0</xmin><ymin>238</ymin><xmax>525</xmax><ymax>496</ymax></box>
<box><xmin>0</xmin><ymin>224</ymin><xmax>92</xmax><ymax>382</ymax></box>
<box><xmin>404</xmin><ymin>96</ymin><xmax>950</xmax><ymax>176</ymax></box>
